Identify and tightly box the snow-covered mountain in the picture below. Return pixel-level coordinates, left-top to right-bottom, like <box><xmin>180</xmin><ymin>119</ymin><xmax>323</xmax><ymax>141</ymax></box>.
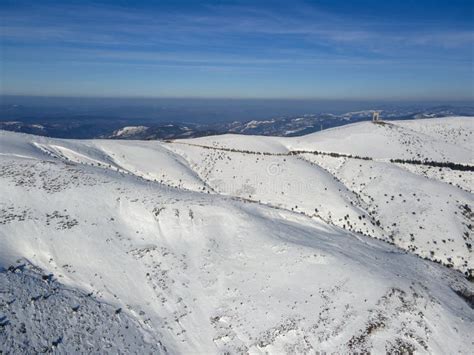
<box><xmin>0</xmin><ymin>117</ymin><xmax>473</xmax><ymax>353</ymax></box>
<box><xmin>112</xmin><ymin>125</ymin><xmax>149</xmax><ymax>138</ymax></box>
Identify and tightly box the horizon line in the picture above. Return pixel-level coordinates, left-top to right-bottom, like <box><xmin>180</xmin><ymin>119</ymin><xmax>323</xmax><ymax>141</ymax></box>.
<box><xmin>1</xmin><ymin>94</ymin><xmax>473</xmax><ymax>103</ymax></box>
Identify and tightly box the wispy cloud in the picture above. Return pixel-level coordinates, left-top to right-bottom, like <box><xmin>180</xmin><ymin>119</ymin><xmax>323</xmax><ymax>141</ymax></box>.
<box><xmin>1</xmin><ymin>1</ymin><xmax>472</xmax><ymax>98</ymax></box>
<box><xmin>2</xmin><ymin>2</ymin><xmax>472</xmax><ymax>50</ymax></box>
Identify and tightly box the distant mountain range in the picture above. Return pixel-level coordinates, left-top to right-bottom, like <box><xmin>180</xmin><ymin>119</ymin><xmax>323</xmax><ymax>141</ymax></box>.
<box><xmin>108</xmin><ymin>105</ymin><xmax>474</xmax><ymax>139</ymax></box>
<box><xmin>1</xmin><ymin>105</ymin><xmax>473</xmax><ymax>140</ymax></box>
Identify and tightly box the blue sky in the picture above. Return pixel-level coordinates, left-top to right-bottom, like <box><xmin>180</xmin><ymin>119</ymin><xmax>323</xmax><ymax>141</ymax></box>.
<box><xmin>1</xmin><ymin>0</ymin><xmax>473</xmax><ymax>99</ymax></box>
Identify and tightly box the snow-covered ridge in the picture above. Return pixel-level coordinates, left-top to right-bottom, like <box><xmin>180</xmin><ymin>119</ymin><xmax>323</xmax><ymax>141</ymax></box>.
<box><xmin>111</xmin><ymin>125</ymin><xmax>149</xmax><ymax>138</ymax></box>
<box><xmin>0</xmin><ymin>117</ymin><xmax>473</xmax><ymax>353</ymax></box>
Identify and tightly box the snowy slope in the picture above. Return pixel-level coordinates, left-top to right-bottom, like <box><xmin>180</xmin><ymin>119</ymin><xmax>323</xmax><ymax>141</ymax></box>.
<box><xmin>284</xmin><ymin>117</ymin><xmax>473</xmax><ymax>164</ymax></box>
<box><xmin>0</xmin><ymin>117</ymin><xmax>473</xmax><ymax>354</ymax></box>
<box><xmin>165</xmin><ymin>142</ymin><xmax>386</xmax><ymax>239</ymax></box>
<box><xmin>396</xmin><ymin>117</ymin><xmax>473</xmax><ymax>150</ymax></box>
<box><xmin>163</xmin><ymin>117</ymin><xmax>473</xmax><ymax>274</ymax></box>
<box><xmin>177</xmin><ymin>133</ymin><xmax>289</xmax><ymax>154</ymax></box>
<box><xmin>0</xmin><ymin>132</ymin><xmax>209</xmax><ymax>192</ymax></box>
<box><xmin>299</xmin><ymin>154</ymin><xmax>473</xmax><ymax>271</ymax></box>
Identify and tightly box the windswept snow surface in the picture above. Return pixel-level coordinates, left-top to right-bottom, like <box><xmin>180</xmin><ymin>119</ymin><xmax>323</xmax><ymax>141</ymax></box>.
<box><xmin>0</xmin><ymin>117</ymin><xmax>473</xmax><ymax>354</ymax></box>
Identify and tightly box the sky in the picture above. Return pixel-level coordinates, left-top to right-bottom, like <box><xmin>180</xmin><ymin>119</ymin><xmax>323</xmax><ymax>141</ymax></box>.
<box><xmin>1</xmin><ymin>0</ymin><xmax>473</xmax><ymax>100</ymax></box>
